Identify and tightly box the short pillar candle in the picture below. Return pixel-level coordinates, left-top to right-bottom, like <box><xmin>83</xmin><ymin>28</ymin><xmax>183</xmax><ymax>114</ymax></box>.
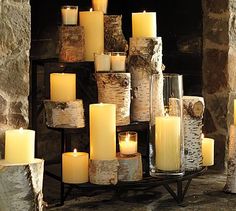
<box><xmin>61</xmin><ymin>6</ymin><xmax>78</xmax><ymax>25</ymax></box>
<box><xmin>50</xmin><ymin>73</ymin><xmax>76</xmax><ymax>102</ymax></box>
<box><xmin>202</xmin><ymin>136</ymin><xmax>214</xmax><ymax>166</ymax></box>
<box><xmin>90</xmin><ymin>103</ymin><xmax>116</xmax><ymax>160</ymax></box>
<box><xmin>132</xmin><ymin>11</ymin><xmax>156</xmax><ymax>37</ymax></box>
<box><xmin>111</xmin><ymin>52</ymin><xmax>126</xmax><ymax>72</ymax></box>
<box><xmin>5</xmin><ymin>128</ymin><xmax>35</xmax><ymax>163</ymax></box>
<box><xmin>118</xmin><ymin>131</ymin><xmax>137</xmax><ymax>155</ymax></box>
<box><xmin>62</xmin><ymin>149</ymin><xmax>89</xmax><ymax>184</ymax></box>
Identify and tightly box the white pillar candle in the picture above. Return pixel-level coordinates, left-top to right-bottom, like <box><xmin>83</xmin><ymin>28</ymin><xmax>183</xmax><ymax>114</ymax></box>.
<box><xmin>92</xmin><ymin>0</ymin><xmax>108</xmax><ymax>14</ymax></box>
<box><xmin>111</xmin><ymin>52</ymin><xmax>126</xmax><ymax>72</ymax></box>
<box><xmin>50</xmin><ymin>73</ymin><xmax>76</xmax><ymax>102</ymax></box>
<box><xmin>118</xmin><ymin>132</ymin><xmax>137</xmax><ymax>155</ymax></box>
<box><xmin>132</xmin><ymin>11</ymin><xmax>156</xmax><ymax>37</ymax></box>
<box><xmin>155</xmin><ymin>116</ymin><xmax>181</xmax><ymax>171</ymax></box>
<box><xmin>61</xmin><ymin>6</ymin><xmax>78</xmax><ymax>25</ymax></box>
<box><xmin>79</xmin><ymin>9</ymin><xmax>104</xmax><ymax>61</ymax></box>
<box><xmin>62</xmin><ymin>149</ymin><xmax>89</xmax><ymax>184</ymax></box>
<box><xmin>5</xmin><ymin>128</ymin><xmax>35</xmax><ymax>163</ymax></box>
<box><xmin>94</xmin><ymin>52</ymin><xmax>111</xmax><ymax>72</ymax></box>
<box><xmin>202</xmin><ymin>137</ymin><xmax>214</xmax><ymax>166</ymax></box>
<box><xmin>90</xmin><ymin>103</ymin><xmax>116</xmax><ymax>160</ymax></box>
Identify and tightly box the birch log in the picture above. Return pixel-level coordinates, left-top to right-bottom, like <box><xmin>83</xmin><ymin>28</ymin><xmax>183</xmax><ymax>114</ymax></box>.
<box><xmin>183</xmin><ymin>96</ymin><xmax>205</xmax><ymax>171</ymax></box>
<box><xmin>44</xmin><ymin>100</ymin><xmax>85</xmax><ymax>128</ymax></box>
<box><xmin>89</xmin><ymin>159</ymin><xmax>119</xmax><ymax>185</ymax></box>
<box><xmin>58</xmin><ymin>26</ymin><xmax>85</xmax><ymax>62</ymax></box>
<box><xmin>96</xmin><ymin>73</ymin><xmax>131</xmax><ymax>126</ymax></box>
<box><xmin>0</xmin><ymin>159</ymin><xmax>44</xmax><ymax>211</ymax></box>
<box><xmin>128</xmin><ymin>37</ymin><xmax>164</xmax><ymax>121</ymax></box>
<box><xmin>117</xmin><ymin>153</ymin><xmax>143</xmax><ymax>182</ymax></box>
<box><xmin>104</xmin><ymin>15</ymin><xmax>128</xmax><ymax>52</ymax></box>
<box><xmin>225</xmin><ymin>125</ymin><xmax>236</xmax><ymax>193</ymax></box>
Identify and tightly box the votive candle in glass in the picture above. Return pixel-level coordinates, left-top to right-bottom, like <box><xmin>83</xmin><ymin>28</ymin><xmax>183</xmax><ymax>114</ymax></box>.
<box><xmin>111</xmin><ymin>52</ymin><xmax>126</xmax><ymax>72</ymax></box>
<box><xmin>61</xmin><ymin>6</ymin><xmax>78</xmax><ymax>25</ymax></box>
<box><xmin>118</xmin><ymin>131</ymin><xmax>137</xmax><ymax>155</ymax></box>
<box><xmin>94</xmin><ymin>52</ymin><xmax>111</xmax><ymax>72</ymax></box>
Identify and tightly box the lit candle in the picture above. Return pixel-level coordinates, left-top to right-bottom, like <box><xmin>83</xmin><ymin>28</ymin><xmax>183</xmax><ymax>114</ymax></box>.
<box><xmin>111</xmin><ymin>52</ymin><xmax>126</xmax><ymax>72</ymax></box>
<box><xmin>132</xmin><ymin>11</ymin><xmax>156</xmax><ymax>37</ymax></box>
<box><xmin>155</xmin><ymin>116</ymin><xmax>181</xmax><ymax>171</ymax></box>
<box><xmin>62</xmin><ymin>149</ymin><xmax>89</xmax><ymax>184</ymax></box>
<box><xmin>94</xmin><ymin>52</ymin><xmax>111</xmax><ymax>72</ymax></box>
<box><xmin>90</xmin><ymin>103</ymin><xmax>116</xmax><ymax>160</ymax></box>
<box><xmin>92</xmin><ymin>0</ymin><xmax>108</xmax><ymax>14</ymax></box>
<box><xmin>119</xmin><ymin>131</ymin><xmax>137</xmax><ymax>155</ymax></box>
<box><xmin>202</xmin><ymin>135</ymin><xmax>214</xmax><ymax>166</ymax></box>
<box><xmin>5</xmin><ymin>128</ymin><xmax>35</xmax><ymax>163</ymax></box>
<box><xmin>50</xmin><ymin>73</ymin><xmax>76</xmax><ymax>102</ymax></box>
<box><xmin>79</xmin><ymin>9</ymin><xmax>104</xmax><ymax>61</ymax></box>
<box><xmin>61</xmin><ymin>6</ymin><xmax>78</xmax><ymax>25</ymax></box>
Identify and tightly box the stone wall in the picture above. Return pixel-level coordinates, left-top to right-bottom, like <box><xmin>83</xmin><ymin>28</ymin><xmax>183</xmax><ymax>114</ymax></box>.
<box><xmin>0</xmin><ymin>0</ymin><xmax>30</xmax><ymax>158</ymax></box>
<box><xmin>202</xmin><ymin>0</ymin><xmax>236</xmax><ymax>169</ymax></box>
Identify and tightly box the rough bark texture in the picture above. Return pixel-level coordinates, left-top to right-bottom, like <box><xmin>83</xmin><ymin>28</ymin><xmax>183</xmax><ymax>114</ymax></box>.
<box><xmin>44</xmin><ymin>100</ymin><xmax>85</xmax><ymax>128</ymax></box>
<box><xmin>183</xmin><ymin>96</ymin><xmax>205</xmax><ymax>171</ymax></box>
<box><xmin>202</xmin><ymin>0</ymin><xmax>236</xmax><ymax>169</ymax></box>
<box><xmin>225</xmin><ymin>125</ymin><xmax>236</xmax><ymax>193</ymax></box>
<box><xmin>58</xmin><ymin>26</ymin><xmax>85</xmax><ymax>62</ymax></box>
<box><xmin>0</xmin><ymin>0</ymin><xmax>30</xmax><ymax>158</ymax></box>
<box><xmin>128</xmin><ymin>37</ymin><xmax>164</xmax><ymax>121</ymax></box>
<box><xmin>89</xmin><ymin>159</ymin><xmax>119</xmax><ymax>185</ymax></box>
<box><xmin>117</xmin><ymin>152</ymin><xmax>143</xmax><ymax>182</ymax></box>
<box><xmin>104</xmin><ymin>15</ymin><xmax>128</xmax><ymax>52</ymax></box>
<box><xmin>0</xmin><ymin>159</ymin><xmax>44</xmax><ymax>211</ymax></box>
<box><xmin>96</xmin><ymin>73</ymin><xmax>131</xmax><ymax>126</ymax></box>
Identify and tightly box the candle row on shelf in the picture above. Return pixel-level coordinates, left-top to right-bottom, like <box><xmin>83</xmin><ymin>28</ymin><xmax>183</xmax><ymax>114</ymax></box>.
<box><xmin>94</xmin><ymin>52</ymin><xmax>126</xmax><ymax>72</ymax></box>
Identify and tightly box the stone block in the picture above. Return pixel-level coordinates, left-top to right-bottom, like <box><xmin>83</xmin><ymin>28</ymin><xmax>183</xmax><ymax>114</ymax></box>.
<box><xmin>203</xmin><ymin>0</ymin><xmax>228</xmax><ymax>14</ymax></box>
<box><xmin>8</xmin><ymin>114</ymin><xmax>28</xmax><ymax>128</ymax></box>
<box><xmin>202</xmin><ymin>49</ymin><xmax>228</xmax><ymax>94</ymax></box>
<box><xmin>0</xmin><ymin>95</ymin><xmax>7</xmax><ymax>114</ymax></box>
<box><xmin>9</xmin><ymin>102</ymin><xmax>23</xmax><ymax>114</ymax></box>
<box><xmin>203</xmin><ymin>109</ymin><xmax>217</xmax><ymax>134</ymax></box>
<box><xmin>203</xmin><ymin>16</ymin><xmax>229</xmax><ymax>45</ymax></box>
<box><xmin>229</xmin><ymin>13</ymin><xmax>236</xmax><ymax>47</ymax></box>
<box><xmin>228</xmin><ymin>47</ymin><xmax>236</xmax><ymax>91</ymax></box>
<box><xmin>203</xmin><ymin>92</ymin><xmax>228</xmax><ymax>131</ymax></box>
<box><xmin>212</xmin><ymin>134</ymin><xmax>226</xmax><ymax>170</ymax></box>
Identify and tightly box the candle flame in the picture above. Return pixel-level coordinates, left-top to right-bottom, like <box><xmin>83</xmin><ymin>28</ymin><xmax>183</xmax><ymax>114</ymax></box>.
<box><xmin>201</xmin><ymin>134</ymin><xmax>205</xmax><ymax>139</ymax></box>
<box><xmin>143</xmin><ymin>10</ymin><xmax>146</xmax><ymax>13</ymax></box>
<box><xmin>90</xmin><ymin>8</ymin><xmax>93</xmax><ymax>12</ymax></box>
<box><xmin>125</xmin><ymin>133</ymin><xmax>130</xmax><ymax>142</ymax></box>
<box><xmin>19</xmin><ymin>127</ymin><xmax>23</xmax><ymax>133</ymax></box>
<box><xmin>73</xmin><ymin>148</ymin><xmax>77</xmax><ymax>153</ymax></box>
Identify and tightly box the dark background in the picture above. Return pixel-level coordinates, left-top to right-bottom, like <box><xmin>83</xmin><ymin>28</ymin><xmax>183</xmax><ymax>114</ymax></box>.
<box><xmin>30</xmin><ymin>0</ymin><xmax>202</xmax><ymax>95</ymax></box>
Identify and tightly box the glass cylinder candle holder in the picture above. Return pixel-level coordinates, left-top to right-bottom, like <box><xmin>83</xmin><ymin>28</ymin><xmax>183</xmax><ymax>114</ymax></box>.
<box><xmin>118</xmin><ymin>131</ymin><xmax>138</xmax><ymax>156</ymax></box>
<box><xmin>111</xmin><ymin>52</ymin><xmax>126</xmax><ymax>72</ymax></box>
<box><xmin>150</xmin><ymin>73</ymin><xmax>184</xmax><ymax>176</ymax></box>
<box><xmin>61</xmin><ymin>6</ymin><xmax>78</xmax><ymax>25</ymax></box>
<box><xmin>94</xmin><ymin>52</ymin><xmax>111</xmax><ymax>72</ymax></box>
<box><xmin>92</xmin><ymin>0</ymin><xmax>108</xmax><ymax>14</ymax></box>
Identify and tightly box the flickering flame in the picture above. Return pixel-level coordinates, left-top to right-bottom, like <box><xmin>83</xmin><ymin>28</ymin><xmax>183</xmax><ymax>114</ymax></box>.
<box><xmin>201</xmin><ymin>134</ymin><xmax>205</xmax><ymax>139</ymax></box>
<box><xmin>143</xmin><ymin>10</ymin><xmax>146</xmax><ymax>13</ymax></box>
<box><xmin>90</xmin><ymin>8</ymin><xmax>93</xmax><ymax>12</ymax></box>
<box><xmin>73</xmin><ymin>148</ymin><xmax>77</xmax><ymax>153</ymax></box>
<box><xmin>19</xmin><ymin>127</ymin><xmax>23</xmax><ymax>133</ymax></box>
<box><xmin>125</xmin><ymin>133</ymin><xmax>130</xmax><ymax>142</ymax></box>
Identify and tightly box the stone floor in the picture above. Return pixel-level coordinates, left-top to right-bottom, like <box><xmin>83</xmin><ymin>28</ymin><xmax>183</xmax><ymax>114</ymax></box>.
<box><xmin>43</xmin><ymin>167</ymin><xmax>236</xmax><ymax>211</ymax></box>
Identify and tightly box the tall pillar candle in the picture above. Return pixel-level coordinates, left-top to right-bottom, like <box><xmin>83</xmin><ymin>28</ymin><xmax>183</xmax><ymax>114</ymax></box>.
<box><xmin>5</xmin><ymin>128</ymin><xmax>35</xmax><ymax>163</ymax></box>
<box><xmin>202</xmin><ymin>137</ymin><xmax>214</xmax><ymax>166</ymax></box>
<box><xmin>155</xmin><ymin>116</ymin><xmax>181</xmax><ymax>171</ymax></box>
<box><xmin>50</xmin><ymin>73</ymin><xmax>76</xmax><ymax>102</ymax></box>
<box><xmin>132</xmin><ymin>11</ymin><xmax>156</xmax><ymax>37</ymax></box>
<box><xmin>92</xmin><ymin>0</ymin><xmax>108</xmax><ymax>14</ymax></box>
<box><xmin>62</xmin><ymin>149</ymin><xmax>89</xmax><ymax>184</ymax></box>
<box><xmin>79</xmin><ymin>10</ymin><xmax>104</xmax><ymax>61</ymax></box>
<box><xmin>234</xmin><ymin>99</ymin><xmax>236</xmax><ymax>125</ymax></box>
<box><xmin>90</xmin><ymin>103</ymin><xmax>116</xmax><ymax>160</ymax></box>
